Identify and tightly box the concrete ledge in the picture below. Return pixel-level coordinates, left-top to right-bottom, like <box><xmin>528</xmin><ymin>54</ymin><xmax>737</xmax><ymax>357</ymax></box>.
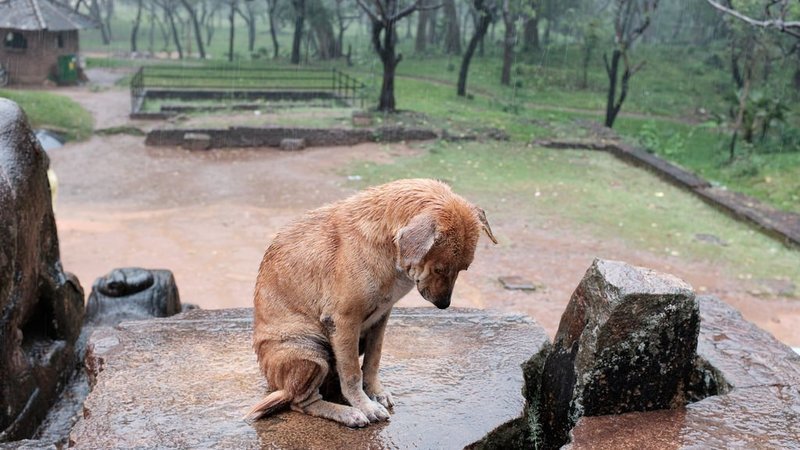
<box><xmin>68</xmin><ymin>307</ymin><xmax>549</xmax><ymax>449</ymax></box>
<box><xmin>534</xmin><ymin>138</ymin><xmax>800</xmax><ymax>247</ymax></box>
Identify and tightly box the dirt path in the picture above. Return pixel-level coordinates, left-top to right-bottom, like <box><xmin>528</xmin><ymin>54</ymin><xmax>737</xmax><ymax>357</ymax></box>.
<box><xmin>52</xmin><ymin>84</ymin><xmax>800</xmax><ymax>349</ymax></box>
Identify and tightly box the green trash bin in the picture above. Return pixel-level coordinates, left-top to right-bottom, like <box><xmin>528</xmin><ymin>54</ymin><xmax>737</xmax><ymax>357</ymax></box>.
<box><xmin>56</xmin><ymin>54</ymin><xmax>78</xmax><ymax>85</ymax></box>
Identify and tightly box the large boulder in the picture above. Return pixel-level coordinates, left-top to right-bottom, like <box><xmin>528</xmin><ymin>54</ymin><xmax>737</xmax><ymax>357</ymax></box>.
<box><xmin>539</xmin><ymin>259</ymin><xmax>699</xmax><ymax>448</ymax></box>
<box><xmin>0</xmin><ymin>99</ymin><xmax>85</xmax><ymax>442</ymax></box>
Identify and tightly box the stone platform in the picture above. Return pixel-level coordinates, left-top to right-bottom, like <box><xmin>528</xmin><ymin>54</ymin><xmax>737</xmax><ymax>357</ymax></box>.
<box><xmin>69</xmin><ymin>308</ymin><xmax>549</xmax><ymax>449</ymax></box>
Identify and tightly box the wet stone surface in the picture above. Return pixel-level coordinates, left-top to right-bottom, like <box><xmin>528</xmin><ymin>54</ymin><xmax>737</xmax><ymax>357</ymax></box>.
<box><xmin>567</xmin><ymin>295</ymin><xmax>800</xmax><ymax>449</ymax></box>
<box><xmin>69</xmin><ymin>307</ymin><xmax>549</xmax><ymax>449</ymax></box>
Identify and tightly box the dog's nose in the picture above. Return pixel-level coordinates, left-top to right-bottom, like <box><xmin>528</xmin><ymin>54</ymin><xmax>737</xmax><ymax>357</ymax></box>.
<box><xmin>434</xmin><ymin>294</ymin><xmax>451</xmax><ymax>309</ymax></box>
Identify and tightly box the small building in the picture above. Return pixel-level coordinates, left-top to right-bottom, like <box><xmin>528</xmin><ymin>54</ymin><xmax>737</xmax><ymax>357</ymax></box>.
<box><xmin>0</xmin><ymin>0</ymin><xmax>96</xmax><ymax>85</ymax></box>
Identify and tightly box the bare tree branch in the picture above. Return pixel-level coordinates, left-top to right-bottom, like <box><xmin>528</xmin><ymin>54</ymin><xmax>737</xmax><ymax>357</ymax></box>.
<box><xmin>706</xmin><ymin>0</ymin><xmax>800</xmax><ymax>38</ymax></box>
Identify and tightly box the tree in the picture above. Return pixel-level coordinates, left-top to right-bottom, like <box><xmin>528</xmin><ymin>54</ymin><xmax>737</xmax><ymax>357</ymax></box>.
<box><xmin>442</xmin><ymin>0</ymin><xmax>462</xmax><ymax>54</ymax></box>
<box><xmin>131</xmin><ymin>0</ymin><xmax>143</xmax><ymax>52</ymax></box>
<box><xmin>603</xmin><ymin>0</ymin><xmax>659</xmax><ymax>128</ymax></box>
<box><xmin>235</xmin><ymin>0</ymin><xmax>258</xmax><ymax>53</ymax></box>
<box><xmin>228</xmin><ymin>0</ymin><xmax>237</xmax><ymax>61</ymax></box>
<box><xmin>458</xmin><ymin>0</ymin><xmax>496</xmax><ymax>96</ymax></box>
<box><xmin>180</xmin><ymin>0</ymin><xmax>207</xmax><ymax>58</ymax></box>
<box><xmin>265</xmin><ymin>0</ymin><xmax>281</xmax><ymax>59</ymax></box>
<box><xmin>308</xmin><ymin>0</ymin><xmax>340</xmax><ymax>59</ymax></box>
<box><xmin>521</xmin><ymin>3</ymin><xmax>540</xmax><ymax>53</ymax></box>
<box><xmin>705</xmin><ymin>0</ymin><xmax>796</xmax><ymax>160</ymax></box>
<box><xmin>356</xmin><ymin>0</ymin><xmax>440</xmax><ymax>112</ymax></box>
<box><xmin>290</xmin><ymin>0</ymin><xmax>306</xmax><ymax>64</ymax></box>
<box><xmin>705</xmin><ymin>0</ymin><xmax>800</xmax><ymax>39</ymax></box>
<box><xmin>500</xmin><ymin>0</ymin><xmax>520</xmax><ymax>86</ymax></box>
<box><xmin>415</xmin><ymin>0</ymin><xmax>433</xmax><ymax>52</ymax></box>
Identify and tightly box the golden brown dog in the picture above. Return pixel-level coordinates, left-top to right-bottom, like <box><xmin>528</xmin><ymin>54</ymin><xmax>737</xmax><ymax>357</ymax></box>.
<box><xmin>245</xmin><ymin>179</ymin><xmax>497</xmax><ymax>427</ymax></box>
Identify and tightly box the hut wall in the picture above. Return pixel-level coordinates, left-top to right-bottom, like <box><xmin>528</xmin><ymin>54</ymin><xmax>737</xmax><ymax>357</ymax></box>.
<box><xmin>0</xmin><ymin>29</ymin><xmax>80</xmax><ymax>84</ymax></box>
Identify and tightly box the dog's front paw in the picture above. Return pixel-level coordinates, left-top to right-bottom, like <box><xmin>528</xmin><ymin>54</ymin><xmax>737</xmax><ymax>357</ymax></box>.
<box><xmin>370</xmin><ymin>390</ymin><xmax>394</xmax><ymax>409</ymax></box>
<box><xmin>357</xmin><ymin>400</ymin><xmax>390</xmax><ymax>423</ymax></box>
<box><xmin>339</xmin><ymin>408</ymin><xmax>370</xmax><ymax>428</ymax></box>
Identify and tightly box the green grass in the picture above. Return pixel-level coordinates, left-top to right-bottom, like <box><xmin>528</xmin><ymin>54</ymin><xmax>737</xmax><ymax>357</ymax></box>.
<box><xmin>0</xmin><ymin>89</ymin><xmax>94</xmax><ymax>141</ymax></box>
<box><xmin>79</xmin><ymin>13</ymin><xmax>800</xmax><ymax>215</ymax></box>
<box><xmin>348</xmin><ymin>140</ymin><xmax>800</xmax><ymax>286</ymax></box>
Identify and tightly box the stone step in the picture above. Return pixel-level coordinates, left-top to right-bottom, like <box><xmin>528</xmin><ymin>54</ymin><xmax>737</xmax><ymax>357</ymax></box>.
<box><xmin>69</xmin><ymin>307</ymin><xmax>549</xmax><ymax>449</ymax></box>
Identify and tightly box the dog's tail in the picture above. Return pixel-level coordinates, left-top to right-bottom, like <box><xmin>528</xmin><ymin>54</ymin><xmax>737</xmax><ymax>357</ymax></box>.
<box><xmin>243</xmin><ymin>390</ymin><xmax>292</xmax><ymax>421</ymax></box>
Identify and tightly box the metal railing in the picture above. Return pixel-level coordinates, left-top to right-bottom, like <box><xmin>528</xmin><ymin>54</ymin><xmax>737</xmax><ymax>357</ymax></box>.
<box><xmin>130</xmin><ymin>65</ymin><xmax>365</xmax><ymax>113</ymax></box>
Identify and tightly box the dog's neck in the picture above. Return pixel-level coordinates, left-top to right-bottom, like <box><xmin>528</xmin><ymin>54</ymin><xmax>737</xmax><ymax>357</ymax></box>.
<box><xmin>342</xmin><ymin>190</ymin><xmax>447</xmax><ymax>248</ymax></box>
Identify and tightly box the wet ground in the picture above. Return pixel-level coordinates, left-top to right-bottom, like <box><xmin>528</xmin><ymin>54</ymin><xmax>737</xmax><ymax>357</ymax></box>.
<box><xmin>48</xmin><ymin>79</ymin><xmax>800</xmax><ymax>348</ymax></box>
<box><xmin>69</xmin><ymin>308</ymin><xmax>549</xmax><ymax>449</ymax></box>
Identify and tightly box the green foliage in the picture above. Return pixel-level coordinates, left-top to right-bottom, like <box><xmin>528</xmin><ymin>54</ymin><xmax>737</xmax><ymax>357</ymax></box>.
<box><xmin>637</xmin><ymin>122</ymin><xmax>687</xmax><ymax>157</ymax></box>
<box><xmin>0</xmin><ymin>89</ymin><xmax>93</xmax><ymax>141</ymax></box>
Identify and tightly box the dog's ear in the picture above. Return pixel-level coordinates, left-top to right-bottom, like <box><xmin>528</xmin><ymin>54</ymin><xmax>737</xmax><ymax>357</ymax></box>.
<box><xmin>395</xmin><ymin>213</ymin><xmax>437</xmax><ymax>269</ymax></box>
<box><xmin>474</xmin><ymin>207</ymin><xmax>498</xmax><ymax>244</ymax></box>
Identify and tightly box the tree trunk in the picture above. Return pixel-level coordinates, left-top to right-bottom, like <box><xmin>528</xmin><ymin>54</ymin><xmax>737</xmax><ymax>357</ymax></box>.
<box><xmin>228</xmin><ymin>2</ymin><xmax>235</xmax><ymax>61</ymax></box>
<box><xmin>370</xmin><ymin>19</ymin><xmax>400</xmax><ymax>112</ymax></box>
<box><xmin>166</xmin><ymin>5</ymin><xmax>184</xmax><ymax>59</ymax></box>
<box><xmin>500</xmin><ymin>6</ymin><xmax>515</xmax><ymax>86</ymax></box>
<box><xmin>131</xmin><ymin>0</ymin><xmax>143</xmax><ymax>53</ymax></box>
<box><xmin>522</xmin><ymin>14</ymin><xmax>539</xmax><ymax>53</ymax></box>
<box><xmin>458</xmin><ymin>3</ymin><xmax>492</xmax><ymax>96</ymax></box>
<box><xmin>266</xmin><ymin>0</ymin><xmax>279</xmax><ymax>58</ymax></box>
<box><xmin>180</xmin><ymin>0</ymin><xmax>207</xmax><ymax>58</ymax></box>
<box><xmin>308</xmin><ymin>0</ymin><xmax>338</xmax><ymax>59</ymax></box>
<box><xmin>291</xmin><ymin>0</ymin><xmax>305</xmax><ymax>64</ymax></box>
<box><xmin>729</xmin><ymin>74</ymin><xmax>751</xmax><ymax>161</ymax></box>
<box><xmin>442</xmin><ymin>0</ymin><xmax>461</xmax><ymax>55</ymax></box>
<box><xmin>604</xmin><ymin>49</ymin><xmax>623</xmax><ymax>127</ymax></box>
<box><xmin>243</xmin><ymin>3</ymin><xmax>256</xmax><ymax>52</ymax></box>
<box><xmin>416</xmin><ymin>6</ymin><xmax>429</xmax><ymax>52</ymax></box>
<box><xmin>90</xmin><ymin>0</ymin><xmax>111</xmax><ymax>44</ymax></box>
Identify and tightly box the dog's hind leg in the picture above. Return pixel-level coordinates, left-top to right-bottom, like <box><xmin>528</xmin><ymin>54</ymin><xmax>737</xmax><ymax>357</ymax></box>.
<box><xmin>247</xmin><ymin>357</ymin><xmax>327</xmax><ymax>421</ymax></box>
<box><xmin>292</xmin><ymin>393</ymin><xmax>370</xmax><ymax>428</ymax></box>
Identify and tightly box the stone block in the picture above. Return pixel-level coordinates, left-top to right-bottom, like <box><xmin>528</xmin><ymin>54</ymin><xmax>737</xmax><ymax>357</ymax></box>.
<box><xmin>0</xmin><ymin>99</ymin><xmax>85</xmax><ymax>442</ymax></box>
<box><xmin>566</xmin><ymin>296</ymin><xmax>800</xmax><ymax>449</ymax></box>
<box><xmin>85</xmin><ymin>268</ymin><xmax>182</xmax><ymax>327</ymax></box>
<box><xmin>182</xmin><ymin>132</ymin><xmax>211</xmax><ymax>150</ymax></box>
<box><xmin>68</xmin><ymin>308</ymin><xmax>549</xmax><ymax>449</ymax></box>
<box><xmin>279</xmin><ymin>138</ymin><xmax>306</xmax><ymax>151</ymax></box>
<box><xmin>539</xmin><ymin>259</ymin><xmax>699</xmax><ymax>448</ymax></box>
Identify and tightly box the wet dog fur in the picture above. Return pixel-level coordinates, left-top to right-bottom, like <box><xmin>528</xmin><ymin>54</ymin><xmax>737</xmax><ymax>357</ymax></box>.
<box><xmin>245</xmin><ymin>179</ymin><xmax>497</xmax><ymax>427</ymax></box>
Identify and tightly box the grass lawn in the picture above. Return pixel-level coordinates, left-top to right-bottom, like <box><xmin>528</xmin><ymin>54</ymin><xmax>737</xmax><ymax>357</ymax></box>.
<box><xmin>348</xmin><ymin>140</ymin><xmax>800</xmax><ymax>286</ymax></box>
<box><xmin>0</xmin><ymin>89</ymin><xmax>94</xmax><ymax>141</ymax></box>
<box><xmin>78</xmin><ymin>14</ymin><xmax>799</xmax><ymax>214</ymax></box>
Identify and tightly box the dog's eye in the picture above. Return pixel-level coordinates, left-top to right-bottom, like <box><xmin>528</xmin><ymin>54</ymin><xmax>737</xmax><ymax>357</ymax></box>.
<box><xmin>433</xmin><ymin>267</ymin><xmax>444</xmax><ymax>275</ymax></box>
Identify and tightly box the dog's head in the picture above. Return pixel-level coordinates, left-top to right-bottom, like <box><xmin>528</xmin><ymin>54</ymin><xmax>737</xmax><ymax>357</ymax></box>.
<box><xmin>395</xmin><ymin>202</ymin><xmax>497</xmax><ymax>309</ymax></box>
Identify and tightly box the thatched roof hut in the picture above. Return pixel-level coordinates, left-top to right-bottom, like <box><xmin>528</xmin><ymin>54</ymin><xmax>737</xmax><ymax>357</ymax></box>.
<box><xmin>0</xmin><ymin>0</ymin><xmax>97</xmax><ymax>85</ymax></box>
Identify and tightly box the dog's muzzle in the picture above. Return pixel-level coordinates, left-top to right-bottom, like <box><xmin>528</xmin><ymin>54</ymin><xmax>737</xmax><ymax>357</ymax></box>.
<box><xmin>433</xmin><ymin>296</ymin><xmax>451</xmax><ymax>309</ymax></box>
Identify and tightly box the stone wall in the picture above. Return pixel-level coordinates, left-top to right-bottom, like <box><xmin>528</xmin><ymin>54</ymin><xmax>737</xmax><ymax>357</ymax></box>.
<box><xmin>145</xmin><ymin>126</ymin><xmax>439</xmax><ymax>149</ymax></box>
<box><xmin>0</xmin><ymin>99</ymin><xmax>85</xmax><ymax>441</ymax></box>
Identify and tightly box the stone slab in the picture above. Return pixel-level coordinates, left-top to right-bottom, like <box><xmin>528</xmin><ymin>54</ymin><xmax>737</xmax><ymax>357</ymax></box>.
<box><xmin>69</xmin><ymin>307</ymin><xmax>549</xmax><ymax>449</ymax></box>
<box><xmin>566</xmin><ymin>295</ymin><xmax>800</xmax><ymax>449</ymax></box>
